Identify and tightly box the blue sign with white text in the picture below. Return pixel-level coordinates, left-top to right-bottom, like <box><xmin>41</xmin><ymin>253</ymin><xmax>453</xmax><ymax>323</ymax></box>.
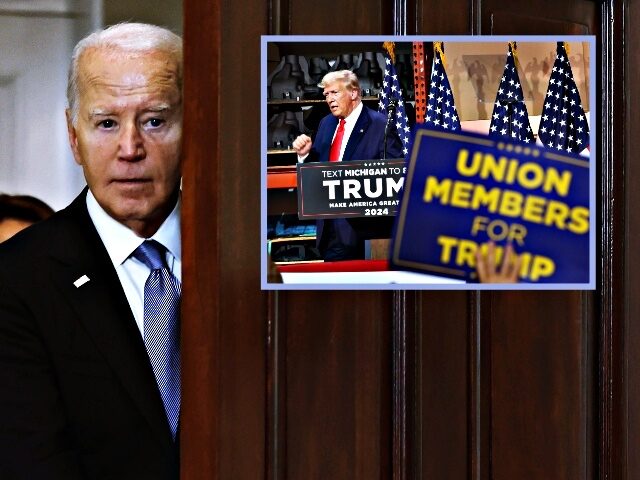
<box><xmin>390</xmin><ymin>127</ymin><xmax>590</xmax><ymax>283</ymax></box>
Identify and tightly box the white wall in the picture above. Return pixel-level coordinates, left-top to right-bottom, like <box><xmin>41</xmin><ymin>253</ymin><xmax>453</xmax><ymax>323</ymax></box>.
<box><xmin>0</xmin><ymin>0</ymin><xmax>101</xmax><ymax>211</ymax></box>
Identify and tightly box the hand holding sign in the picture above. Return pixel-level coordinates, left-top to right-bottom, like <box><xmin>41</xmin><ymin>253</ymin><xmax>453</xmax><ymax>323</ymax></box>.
<box><xmin>476</xmin><ymin>242</ymin><xmax>522</xmax><ymax>283</ymax></box>
<box><xmin>293</xmin><ymin>134</ymin><xmax>313</xmax><ymax>156</ymax></box>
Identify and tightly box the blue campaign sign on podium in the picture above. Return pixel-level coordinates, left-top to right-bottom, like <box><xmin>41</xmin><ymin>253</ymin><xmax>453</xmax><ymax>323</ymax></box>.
<box><xmin>390</xmin><ymin>127</ymin><xmax>590</xmax><ymax>284</ymax></box>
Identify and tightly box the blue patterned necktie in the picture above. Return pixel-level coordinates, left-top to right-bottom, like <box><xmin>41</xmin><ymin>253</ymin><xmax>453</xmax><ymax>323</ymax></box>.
<box><xmin>132</xmin><ymin>240</ymin><xmax>181</xmax><ymax>439</ymax></box>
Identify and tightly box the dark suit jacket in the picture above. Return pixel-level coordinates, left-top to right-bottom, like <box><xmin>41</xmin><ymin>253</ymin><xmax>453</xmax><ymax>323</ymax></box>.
<box><xmin>307</xmin><ymin>105</ymin><xmax>404</xmax><ymax>257</ymax></box>
<box><xmin>0</xmin><ymin>190</ymin><xmax>178</xmax><ymax>479</ymax></box>
<box><xmin>309</xmin><ymin>104</ymin><xmax>404</xmax><ymax>164</ymax></box>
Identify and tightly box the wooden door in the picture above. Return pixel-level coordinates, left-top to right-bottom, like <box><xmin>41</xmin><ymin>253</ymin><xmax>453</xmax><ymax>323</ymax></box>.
<box><xmin>181</xmin><ymin>0</ymin><xmax>634</xmax><ymax>479</ymax></box>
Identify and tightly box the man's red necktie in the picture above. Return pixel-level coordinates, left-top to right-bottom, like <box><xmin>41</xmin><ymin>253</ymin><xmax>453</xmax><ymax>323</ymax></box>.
<box><xmin>328</xmin><ymin>119</ymin><xmax>346</xmax><ymax>162</ymax></box>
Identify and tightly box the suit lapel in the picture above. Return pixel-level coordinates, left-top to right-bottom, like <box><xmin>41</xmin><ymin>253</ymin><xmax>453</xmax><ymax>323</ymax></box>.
<box><xmin>343</xmin><ymin>106</ymin><xmax>370</xmax><ymax>161</ymax></box>
<box><xmin>47</xmin><ymin>192</ymin><xmax>174</xmax><ymax>454</ymax></box>
<box><xmin>319</xmin><ymin>116</ymin><xmax>338</xmax><ymax>163</ymax></box>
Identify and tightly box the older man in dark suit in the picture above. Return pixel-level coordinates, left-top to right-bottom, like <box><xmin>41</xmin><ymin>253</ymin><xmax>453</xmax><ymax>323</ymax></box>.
<box><xmin>0</xmin><ymin>23</ymin><xmax>182</xmax><ymax>479</ymax></box>
<box><xmin>293</xmin><ymin>70</ymin><xmax>403</xmax><ymax>261</ymax></box>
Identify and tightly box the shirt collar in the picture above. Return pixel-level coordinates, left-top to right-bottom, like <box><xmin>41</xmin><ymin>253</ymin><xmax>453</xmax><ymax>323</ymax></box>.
<box><xmin>343</xmin><ymin>101</ymin><xmax>363</xmax><ymax>124</ymax></box>
<box><xmin>86</xmin><ymin>189</ymin><xmax>182</xmax><ymax>266</ymax></box>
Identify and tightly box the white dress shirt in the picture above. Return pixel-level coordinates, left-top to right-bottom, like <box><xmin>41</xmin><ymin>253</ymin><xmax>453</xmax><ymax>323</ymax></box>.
<box><xmin>297</xmin><ymin>101</ymin><xmax>364</xmax><ymax>162</ymax></box>
<box><xmin>86</xmin><ymin>190</ymin><xmax>182</xmax><ymax>337</ymax></box>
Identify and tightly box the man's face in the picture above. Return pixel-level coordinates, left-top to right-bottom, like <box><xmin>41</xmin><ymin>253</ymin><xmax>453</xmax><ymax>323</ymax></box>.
<box><xmin>323</xmin><ymin>81</ymin><xmax>358</xmax><ymax>119</ymax></box>
<box><xmin>67</xmin><ymin>47</ymin><xmax>182</xmax><ymax>237</ymax></box>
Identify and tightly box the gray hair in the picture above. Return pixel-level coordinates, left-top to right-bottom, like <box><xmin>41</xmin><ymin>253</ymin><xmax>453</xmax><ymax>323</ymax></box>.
<box><xmin>318</xmin><ymin>70</ymin><xmax>360</xmax><ymax>92</ymax></box>
<box><xmin>67</xmin><ymin>22</ymin><xmax>183</xmax><ymax>125</ymax></box>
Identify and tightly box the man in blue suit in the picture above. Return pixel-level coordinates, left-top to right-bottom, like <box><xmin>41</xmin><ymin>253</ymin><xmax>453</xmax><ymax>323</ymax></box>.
<box><xmin>293</xmin><ymin>70</ymin><xmax>404</xmax><ymax>261</ymax></box>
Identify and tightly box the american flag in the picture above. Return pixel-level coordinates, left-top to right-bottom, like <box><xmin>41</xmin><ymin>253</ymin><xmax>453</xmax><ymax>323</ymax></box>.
<box><xmin>379</xmin><ymin>51</ymin><xmax>411</xmax><ymax>156</ymax></box>
<box><xmin>489</xmin><ymin>43</ymin><xmax>534</xmax><ymax>143</ymax></box>
<box><xmin>537</xmin><ymin>42</ymin><xmax>589</xmax><ymax>154</ymax></box>
<box><xmin>424</xmin><ymin>43</ymin><xmax>460</xmax><ymax>130</ymax></box>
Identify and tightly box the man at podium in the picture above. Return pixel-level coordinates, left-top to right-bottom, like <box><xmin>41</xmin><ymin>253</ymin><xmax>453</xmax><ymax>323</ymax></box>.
<box><xmin>292</xmin><ymin>70</ymin><xmax>403</xmax><ymax>261</ymax></box>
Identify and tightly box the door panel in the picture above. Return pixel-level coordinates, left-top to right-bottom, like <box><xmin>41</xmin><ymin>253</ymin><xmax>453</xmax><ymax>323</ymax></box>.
<box><xmin>481</xmin><ymin>0</ymin><xmax>596</xmax><ymax>35</ymax></box>
<box><xmin>272</xmin><ymin>0</ymin><xmax>394</xmax><ymax>35</ymax></box>
<box><xmin>181</xmin><ymin>0</ymin><xmax>629</xmax><ymax>479</ymax></box>
<box><xmin>277</xmin><ymin>292</ymin><xmax>392</xmax><ymax>480</ymax></box>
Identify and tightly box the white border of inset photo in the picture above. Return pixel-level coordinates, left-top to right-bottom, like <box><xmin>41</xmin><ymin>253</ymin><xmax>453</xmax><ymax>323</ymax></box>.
<box><xmin>261</xmin><ymin>35</ymin><xmax>596</xmax><ymax>290</ymax></box>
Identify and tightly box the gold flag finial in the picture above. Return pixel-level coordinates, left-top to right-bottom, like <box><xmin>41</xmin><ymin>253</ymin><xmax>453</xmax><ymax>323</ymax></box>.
<box><xmin>509</xmin><ymin>41</ymin><xmax>520</xmax><ymax>69</ymax></box>
<box><xmin>563</xmin><ymin>41</ymin><xmax>571</xmax><ymax>56</ymax></box>
<box><xmin>383</xmin><ymin>41</ymin><xmax>396</xmax><ymax>64</ymax></box>
<box><xmin>434</xmin><ymin>41</ymin><xmax>446</xmax><ymax>66</ymax></box>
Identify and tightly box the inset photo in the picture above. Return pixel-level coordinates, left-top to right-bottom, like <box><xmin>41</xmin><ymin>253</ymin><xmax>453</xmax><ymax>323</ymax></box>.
<box><xmin>261</xmin><ymin>36</ymin><xmax>595</xmax><ymax>290</ymax></box>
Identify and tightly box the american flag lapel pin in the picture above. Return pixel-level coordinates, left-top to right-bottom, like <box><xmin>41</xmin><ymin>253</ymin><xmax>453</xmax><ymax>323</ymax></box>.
<box><xmin>73</xmin><ymin>275</ymin><xmax>90</xmax><ymax>288</ymax></box>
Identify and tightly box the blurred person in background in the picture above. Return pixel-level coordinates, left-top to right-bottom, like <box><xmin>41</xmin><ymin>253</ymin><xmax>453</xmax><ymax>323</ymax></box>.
<box><xmin>0</xmin><ymin>193</ymin><xmax>54</xmax><ymax>243</ymax></box>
